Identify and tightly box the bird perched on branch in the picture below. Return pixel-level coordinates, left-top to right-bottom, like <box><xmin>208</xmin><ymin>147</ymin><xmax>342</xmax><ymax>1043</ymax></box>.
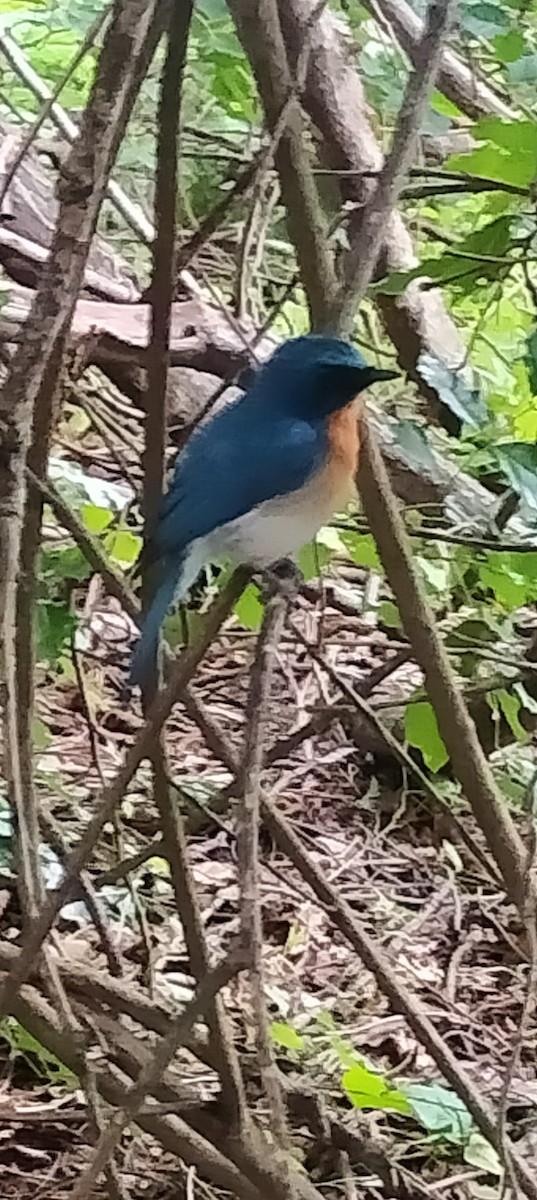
<box><xmin>130</xmin><ymin>334</ymin><xmax>396</xmax><ymax>685</ymax></box>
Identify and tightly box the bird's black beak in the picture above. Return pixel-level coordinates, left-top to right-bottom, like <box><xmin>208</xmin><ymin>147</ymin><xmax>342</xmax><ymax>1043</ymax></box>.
<box><xmin>358</xmin><ymin>366</ymin><xmax>398</xmax><ymax>388</ymax></box>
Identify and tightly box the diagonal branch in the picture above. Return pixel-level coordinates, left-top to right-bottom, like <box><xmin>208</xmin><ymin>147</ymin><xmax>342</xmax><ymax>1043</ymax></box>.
<box><xmin>277</xmin><ymin>0</ymin><xmax>466</xmax><ymax>422</ymax></box>
<box><xmin>365</xmin><ymin>0</ymin><xmax>514</xmax><ymax>121</ymax></box>
<box><xmin>328</xmin><ymin>0</ymin><xmax>458</xmax><ymax>333</ymax></box>
<box><xmin>227</xmin><ymin>0</ymin><xmax>338</xmax><ymax>328</ymax></box>
<box><xmin>68</xmin><ymin>949</ymin><xmax>245</xmax><ymax>1200</ymax></box>
<box><xmin>238</xmin><ymin>580</ymin><xmax>291</xmax><ymax>1149</ymax></box>
<box><xmin>0</xmin><ymin>565</ymin><xmax>250</xmax><ymax>1022</ymax></box>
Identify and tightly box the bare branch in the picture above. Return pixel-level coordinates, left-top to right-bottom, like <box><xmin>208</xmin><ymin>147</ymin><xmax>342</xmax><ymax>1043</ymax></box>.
<box><xmin>238</xmin><ymin>580</ymin><xmax>291</xmax><ymax>1148</ymax></box>
<box><xmin>227</xmin><ymin>0</ymin><xmax>338</xmax><ymax>327</ymax></box>
<box><xmin>357</xmin><ymin>414</ymin><xmax>531</xmax><ymax>914</ymax></box>
<box><xmin>329</xmin><ymin>0</ymin><xmax>458</xmax><ymax>333</ymax></box>
<box><xmin>278</xmin><ymin>0</ymin><xmax>466</xmax><ymax>419</ymax></box>
<box><xmin>365</xmin><ymin>0</ymin><xmax>514</xmax><ymax>121</ymax></box>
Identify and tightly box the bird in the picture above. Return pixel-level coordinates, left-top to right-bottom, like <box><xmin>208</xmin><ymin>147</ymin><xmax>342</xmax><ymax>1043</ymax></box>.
<box><xmin>130</xmin><ymin>334</ymin><xmax>396</xmax><ymax>686</ymax></box>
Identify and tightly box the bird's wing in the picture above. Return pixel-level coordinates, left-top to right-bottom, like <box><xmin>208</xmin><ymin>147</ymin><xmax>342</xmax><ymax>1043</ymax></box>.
<box><xmin>152</xmin><ymin>402</ymin><xmax>328</xmax><ymax>559</ymax></box>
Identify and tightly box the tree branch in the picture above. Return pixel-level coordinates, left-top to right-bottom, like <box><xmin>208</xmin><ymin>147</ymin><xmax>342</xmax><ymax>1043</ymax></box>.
<box><xmin>328</xmin><ymin>0</ymin><xmax>458</xmax><ymax>333</ymax></box>
<box><xmin>365</xmin><ymin>0</ymin><xmax>514</xmax><ymax>121</ymax></box>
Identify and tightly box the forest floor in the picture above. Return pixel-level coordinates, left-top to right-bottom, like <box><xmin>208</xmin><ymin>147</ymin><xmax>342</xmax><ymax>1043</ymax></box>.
<box><xmin>1</xmin><ymin>558</ymin><xmax>535</xmax><ymax>1200</ymax></box>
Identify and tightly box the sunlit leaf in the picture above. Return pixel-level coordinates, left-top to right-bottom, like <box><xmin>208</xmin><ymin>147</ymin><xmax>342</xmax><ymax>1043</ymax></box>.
<box><xmin>271</xmin><ymin>1022</ymin><xmax>304</xmax><ymax>1052</ymax></box>
<box><xmin>405</xmin><ymin>701</ymin><xmax>449</xmax><ymax>773</ymax></box>
<box><xmin>342</xmin><ymin>1063</ymin><xmax>411</xmax><ymax>1114</ymax></box>
<box><xmin>339</xmin><ymin>532</ymin><xmax>381</xmax><ymax>570</ymax></box>
<box><xmin>105</xmin><ymin>530</ymin><xmax>142</xmax><ymax>567</ymax></box>
<box><xmin>81</xmin><ymin>503</ymin><xmax>114</xmax><ymax>534</ymax></box>
<box><xmin>234</xmin><ymin>584</ymin><xmax>264</xmax><ymax>630</ymax></box>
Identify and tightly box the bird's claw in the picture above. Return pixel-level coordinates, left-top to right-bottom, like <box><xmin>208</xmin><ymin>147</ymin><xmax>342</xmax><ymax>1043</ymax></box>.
<box><xmin>260</xmin><ymin>558</ymin><xmax>302</xmax><ymax>602</ymax></box>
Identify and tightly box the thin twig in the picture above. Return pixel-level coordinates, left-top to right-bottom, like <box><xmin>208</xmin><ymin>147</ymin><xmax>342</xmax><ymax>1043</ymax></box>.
<box><xmin>0</xmin><ymin>565</ymin><xmax>250</xmax><ymax>1022</ymax></box>
<box><xmin>0</xmin><ymin>7</ymin><xmax>111</xmax><ymax>212</ymax></box>
<box><xmin>68</xmin><ymin>949</ymin><xmax>245</xmax><ymax>1200</ymax></box>
<box><xmin>330</xmin><ymin>0</ymin><xmax>458</xmax><ymax>332</ymax></box>
<box><xmin>238</xmin><ymin>580</ymin><xmax>291</xmax><ymax>1150</ymax></box>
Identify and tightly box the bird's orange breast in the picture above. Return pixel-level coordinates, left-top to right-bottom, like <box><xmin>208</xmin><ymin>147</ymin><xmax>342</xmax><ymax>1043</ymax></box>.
<box><xmin>324</xmin><ymin>402</ymin><xmax>360</xmax><ymax>507</ymax></box>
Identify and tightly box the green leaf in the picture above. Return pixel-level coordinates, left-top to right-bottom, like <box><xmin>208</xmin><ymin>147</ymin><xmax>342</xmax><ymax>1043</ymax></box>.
<box><xmin>431</xmin><ymin>91</ymin><xmax>463</xmax><ymax>118</ymax></box>
<box><xmin>405</xmin><ymin>701</ymin><xmax>449</xmax><ymax>773</ymax></box>
<box><xmin>496</xmin><ymin>443</ymin><xmax>537</xmax><ymax>510</ymax></box>
<box><xmin>81</xmin><ymin>503</ymin><xmax>114</xmax><ymax>534</ymax></box>
<box><xmin>417</xmin><ymin>355</ymin><xmax>488</xmax><ymax>428</ymax></box>
<box><xmin>298</xmin><ymin>539</ymin><xmax>332</xmax><ymax>580</ymax></box>
<box><xmin>462</xmin><ymin>1</ymin><xmax>510</xmax><ymax>38</ymax></box>
<box><xmin>339</xmin><ymin>532</ymin><xmax>381</xmax><ymax>571</ymax></box>
<box><xmin>36</xmin><ymin>602</ymin><xmax>77</xmax><ymax>667</ymax></box>
<box><xmin>463</xmin><ymin>1131</ymin><xmax>503</xmax><ymax>1176</ymax></box>
<box><xmin>32</xmin><ymin>717</ymin><xmax>51</xmax><ymax>751</ymax></box>
<box><xmin>524</xmin><ymin>329</ymin><xmax>537</xmax><ymax>396</ymax></box>
<box><xmin>448</xmin><ymin>120</ymin><xmax>537</xmax><ymax>187</ymax></box>
<box><xmin>0</xmin><ymin>1018</ymin><xmax>76</xmax><ymax>1086</ymax></box>
<box><xmin>493</xmin><ymin>30</ymin><xmax>525</xmax><ymax>62</ymax></box>
<box><xmin>491</xmin><ymin>688</ymin><xmax>529</xmax><ymax>743</ymax></box>
<box><xmin>479</xmin><ymin>562</ymin><xmax>528</xmax><ymax>609</ymax></box>
<box><xmin>105</xmin><ymin>529</ymin><xmax>142</xmax><ymax>567</ymax></box>
<box><xmin>234</xmin><ymin>584</ymin><xmax>264</xmax><ymax>630</ymax></box>
<box><xmin>271</xmin><ymin>1022</ymin><xmax>304</xmax><ymax>1052</ymax></box>
<box><xmin>377</xmin><ymin>601</ymin><xmax>401</xmax><ymax>629</ymax></box>
<box><xmin>342</xmin><ymin>1063</ymin><xmax>411</xmax><ymax>1114</ymax></box>
<box><xmin>404</xmin><ymin>1082</ymin><xmax>473</xmax><ymax>1143</ymax></box>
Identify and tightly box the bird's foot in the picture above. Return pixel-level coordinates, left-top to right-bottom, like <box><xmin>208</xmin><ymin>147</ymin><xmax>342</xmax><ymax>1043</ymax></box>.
<box><xmin>260</xmin><ymin>558</ymin><xmax>302</xmax><ymax>602</ymax></box>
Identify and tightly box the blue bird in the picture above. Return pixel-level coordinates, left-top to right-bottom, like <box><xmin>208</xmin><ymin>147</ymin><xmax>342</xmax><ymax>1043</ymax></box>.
<box><xmin>130</xmin><ymin>334</ymin><xmax>396</xmax><ymax>685</ymax></box>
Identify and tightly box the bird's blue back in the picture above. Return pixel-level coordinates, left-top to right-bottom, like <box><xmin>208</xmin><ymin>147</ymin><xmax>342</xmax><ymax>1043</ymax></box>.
<box><xmin>131</xmin><ymin>335</ymin><xmax>394</xmax><ymax>686</ymax></box>
<box><xmin>154</xmin><ymin>335</ymin><xmax>373</xmax><ymax>558</ymax></box>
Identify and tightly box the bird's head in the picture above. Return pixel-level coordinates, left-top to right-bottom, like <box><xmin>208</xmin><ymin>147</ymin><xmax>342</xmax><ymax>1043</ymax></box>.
<box><xmin>256</xmin><ymin>335</ymin><xmax>397</xmax><ymax>418</ymax></box>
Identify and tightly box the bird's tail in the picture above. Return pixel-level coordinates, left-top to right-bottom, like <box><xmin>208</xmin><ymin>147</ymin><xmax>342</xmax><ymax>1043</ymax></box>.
<box><xmin>129</xmin><ymin>555</ymin><xmax>186</xmax><ymax>689</ymax></box>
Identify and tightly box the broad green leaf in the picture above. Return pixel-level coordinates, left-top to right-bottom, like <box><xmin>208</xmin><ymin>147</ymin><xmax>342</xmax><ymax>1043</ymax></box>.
<box><xmin>105</xmin><ymin>530</ymin><xmax>142</xmax><ymax>567</ymax></box>
<box><xmin>405</xmin><ymin>701</ymin><xmax>449</xmax><ymax>773</ymax></box>
<box><xmin>431</xmin><ymin>91</ymin><xmax>463</xmax><ymax>118</ymax></box>
<box><xmin>0</xmin><ymin>1018</ymin><xmax>76</xmax><ymax>1086</ymax></box>
<box><xmin>448</xmin><ymin>120</ymin><xmax>537</xmax><ymax>187</ymax></box>
<box><xmin>234</xmin><ymin>584</ymin><xmax>264</xmax><ymax>630</ymax></box>
<box><xmin>417</xmin><ymin>355</ymin><xmax>488</xmax><ymax>428</ymax></box>
<box><xmin>342</xmin><ymin>1063</ymin><xmax>411</xmax><ymax>1114</ymax></box>
<box><xmin>271</xmin><ymin>1022</ymin><xmax>304</xmax><ymax>1052</ymax></box>
<box><xmin>404</xmin><ymin>1082</ymin><xmax>473</xmax><ymax>1143</ymax></box>
<box><xmin>478</xmin><ymin>562</ymin><xmax>528</xmax><ymax>609</ymax></box>
<box><xmin>377</xmin><ymin>601</ymin><xmax>401</xmax><ymax>629</ymax></box>
<box><xmin>339</xmin><ymin>532</ymin><xmax>381</xmax><ymax>571</ymax></box>
<box><xmin>81</xmin><ymin>503</ymin><xmax>114</xmax><ymax>534</ymax></box>
<box><xmin>36</xmin><ymin>602</ymin><xmax>77</xmax><ymax>667</ymax></box>
<box><xmin>463</xmin><ymin>1131</ymin><xmax>503</xmax><ymax>1176</ymax></box>
<box><xmin>493</xmin><ymin>30</ymin><xmax>525</xmax><ymax>63</ymax></box>
<box><xmin>32</xmin><ymin>717</ymin><xmax>51</xmax><ymax>751</ymax></box>
<box><xmin>298</xmin><ymin>540</ymin><xmax>332</xmax><ymax>580</ymax></box>
<box><xmin>462</xmin><ymin>1</ymin><xmax>510</xmax><ymax>38</ymax></box>
<box><xmin>491</xmin><ymin>688</ymin><xmax>529</xmax><ymax>743</ymax></box>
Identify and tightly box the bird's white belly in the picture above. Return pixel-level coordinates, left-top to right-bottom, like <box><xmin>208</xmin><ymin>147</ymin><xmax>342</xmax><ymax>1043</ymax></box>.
<box><xmin>205</xmin><ymin>472</ymin><xmax>343</xmax><ymax>567</ymax></box>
